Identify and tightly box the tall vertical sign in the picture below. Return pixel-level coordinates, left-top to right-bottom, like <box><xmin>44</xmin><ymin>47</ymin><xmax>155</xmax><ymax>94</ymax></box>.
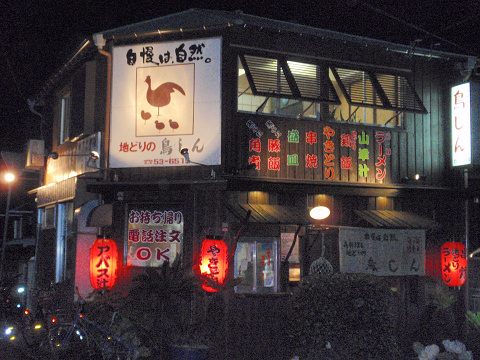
<box><xmin>451</xmin><ymin>83</ymin><xmax>471</xmax><ymax>167</ymax></box>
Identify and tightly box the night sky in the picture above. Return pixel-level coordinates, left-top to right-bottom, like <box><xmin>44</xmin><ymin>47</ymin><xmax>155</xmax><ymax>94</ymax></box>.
<box><xmin>1</xmin><ymin>0</ymin><xmax>480</xmax><ymax>153</ymax></box>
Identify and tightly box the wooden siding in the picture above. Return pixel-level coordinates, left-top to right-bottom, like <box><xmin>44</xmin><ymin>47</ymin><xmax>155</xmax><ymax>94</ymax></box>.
<box><xmin>226</xmin><ymin>59</ymin><xmax>455</xmax><ymax>188</ymax></box>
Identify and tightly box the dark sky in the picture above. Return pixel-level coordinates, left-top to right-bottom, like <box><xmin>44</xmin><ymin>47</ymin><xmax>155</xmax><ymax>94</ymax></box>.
<box><xmin>1</xmin><ymin>0</ymin><xmax>480</xmax><ymax>152</ymax></box>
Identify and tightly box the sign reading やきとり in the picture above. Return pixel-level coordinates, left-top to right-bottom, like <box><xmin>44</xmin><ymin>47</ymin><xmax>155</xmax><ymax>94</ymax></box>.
<box><xmin>339</xmin><ymin>227</ymin><xmax>425</xmax><ymax>276</ymax></box>
<box><xmin>110</xmin><ymin>37</ymin><xmax>222</xmax><ymax>168</ymax></box>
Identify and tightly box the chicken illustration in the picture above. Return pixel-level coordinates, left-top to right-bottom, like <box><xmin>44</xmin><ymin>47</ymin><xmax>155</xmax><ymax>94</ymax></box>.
<box><xmin>155</xmin><ymin>120</ymin><xmax>165</xmax><ymax>131</ymax></box>
<box><xmin>169</xmin><ymin>119</ymin><xmax>179</xmax><ymax>130</ymax></box>
<box><xmin>141</xmin><ymin>110</ymin><xmax>152</xmax><ymax>124</ymax></box>
<box><xmin>145</xmin><ymin>76</ymin><xmax>185</xmax><ymax>116</ymax></box>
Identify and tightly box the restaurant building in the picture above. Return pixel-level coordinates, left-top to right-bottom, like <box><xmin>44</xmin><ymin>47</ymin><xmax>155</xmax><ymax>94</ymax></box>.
<box><xmin>28</xmin><ymin>9</ymin><xmax>480</xmax><ymax>358</ymax></box>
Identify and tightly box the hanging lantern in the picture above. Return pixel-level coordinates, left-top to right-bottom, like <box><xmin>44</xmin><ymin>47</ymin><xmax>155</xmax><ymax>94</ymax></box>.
<box><xmin>441</xmin><ymin>242</ymin><xmax>467</xmax><ymax>287</ymax></box>
<box><xmin>90</xmin><ymin>238</ymin><xmax>118</xmax><ymax>290</ymax></box>
<box><xmin>199</xmin><ymin>238</ymin><xmax>229</xmax><ymax>292</ymax></box>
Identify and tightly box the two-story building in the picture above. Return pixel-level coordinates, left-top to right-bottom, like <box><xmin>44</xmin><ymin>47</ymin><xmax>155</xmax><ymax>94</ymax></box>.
<box><xmin>27</xmin><ymin>8</ymin><xmax>480</xmax><ymax>359</ymax></box>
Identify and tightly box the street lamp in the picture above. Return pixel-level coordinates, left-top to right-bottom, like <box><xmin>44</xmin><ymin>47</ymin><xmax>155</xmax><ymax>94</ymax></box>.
<box><xmin>0</xmin><ymin>172</ymin><xmax>15</xmax><ymax>280</ymax></box>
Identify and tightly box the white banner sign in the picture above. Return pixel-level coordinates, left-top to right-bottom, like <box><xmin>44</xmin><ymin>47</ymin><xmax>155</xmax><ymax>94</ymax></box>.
<box><xmin>339</xmin><ymin>227</ymin><xmax>425</xmax><ymax>276</ymax></box>
<box><xmin>110</xmin><ymin>37</ymin><xmax>222</xmax><ymax>168</ymax></box>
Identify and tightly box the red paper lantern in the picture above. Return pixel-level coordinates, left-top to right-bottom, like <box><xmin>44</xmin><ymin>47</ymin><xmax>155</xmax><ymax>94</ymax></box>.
<box><xmin>199</xmin><ymin>238</ymin><xmax>229</xmax><ymax>292</ymax></box>
<box><xmin>441</xmin><ymin>242</ymin><xmax>467</xmax><ymax>287</ymax></box>
<box><xmin>90</xmin><ymin>238</ymin><xmax>118</xmax><ymax>290</ymax></box>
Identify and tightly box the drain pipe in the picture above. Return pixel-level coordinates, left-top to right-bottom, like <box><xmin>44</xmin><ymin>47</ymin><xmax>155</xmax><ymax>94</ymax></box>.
<box><xmin>93</xmin><ymin>33</ymin><xmax>111</xmax><ymax>181</ymax></box>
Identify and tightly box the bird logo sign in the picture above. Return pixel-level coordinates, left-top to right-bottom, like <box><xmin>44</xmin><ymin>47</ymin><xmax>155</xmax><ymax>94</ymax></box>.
<box><xmin>136</xmin><ymin>64</ymin><xmax>194</xmax><ymax>137</ymax></box>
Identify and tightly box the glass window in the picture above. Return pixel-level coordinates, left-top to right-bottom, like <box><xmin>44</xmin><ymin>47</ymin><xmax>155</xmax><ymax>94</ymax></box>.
<box><xmin>43</xmin><ymin>206</ymin><xmax>56</xmax><ymax>229</ymax></box>
<box><xmin>55</xmin><ymin>202</ymin><xmax>74</xmax><ymax>283</ymax></box>
<box><xmin>57</xmin><ymin>88</ymin><xmax>71</xmax><ymax>144</ymax></box>
<box><xmin>234</xmin><ymin>237</ymin><xmax>279</xmax><ymax>293</ymax></box>
<box><xmin>237</xmin><ymin>52</ymin><xmax>427</xmax><ymax>128</ymax></box>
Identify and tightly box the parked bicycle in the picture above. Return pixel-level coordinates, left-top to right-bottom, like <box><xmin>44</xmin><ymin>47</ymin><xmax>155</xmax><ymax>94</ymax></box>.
<box><xmin>46</xmin><ymin>288</ymin><xmax>140</xmax><ymax>360</ymax></box>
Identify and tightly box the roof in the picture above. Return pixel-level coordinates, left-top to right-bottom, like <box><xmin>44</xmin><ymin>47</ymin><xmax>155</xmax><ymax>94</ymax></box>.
<box><xmin>353</xmin><ymin>210</ymin><xmax>439</xmax><ymax>230</ymax></box>
<box><xmin>96</xmin><ymin>9</ymin><xmax>474</xmax><ymax>61</ymax></box>
<box><xmin>226</xmin><ymin>202</ymin><xmax>311</xmax><ymax>225</ymax></box>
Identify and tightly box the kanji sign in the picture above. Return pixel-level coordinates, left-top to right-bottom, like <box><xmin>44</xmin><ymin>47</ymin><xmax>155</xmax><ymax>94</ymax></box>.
<box><xmin>441</xmin><ymin>242</ymin><xmax>467</xmax><ymax>287</ymax></box>
<box><xmin>199</xmin><ymin>238</ymin><xmax>229</xmax><ymax>292</ymax></box>
<box><xmin>451</xmin><ymin>83</ymin><xmax>471</xmax><ymax>167</ymax></box>
<box><xmin>90</xmin><ymin>238</ymin><xmax>118</xmax><ymax>290</ymax></box>
<box><xmin>339</xmin><ymin>227</ymin><xmax>425</xmax><ymax>276</ymax></box>
<box><xmin>127</xmin><ymin>206</ymin><xmax>183</xmax><ymax>267</ymax></box>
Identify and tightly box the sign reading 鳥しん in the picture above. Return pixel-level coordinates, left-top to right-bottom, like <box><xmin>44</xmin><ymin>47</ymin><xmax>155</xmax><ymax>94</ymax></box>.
<box><xmin>127</xmin><ymin>205</ymin><xmax>183</xmax><ymax>266</ymax></box>
<box><xmin>339</xmin><ymin>227</ymin><xmax>425</xmax><ymax>275</ymax></box>
<box><xmin>451</xmin><ymin>82</ymin><xmax>471</xmax><ymax>167</ymax></box>
<box><xmin>110</xmin><ymin>37</ymin><xmax>222</xmax><ymax>168</ymax></box>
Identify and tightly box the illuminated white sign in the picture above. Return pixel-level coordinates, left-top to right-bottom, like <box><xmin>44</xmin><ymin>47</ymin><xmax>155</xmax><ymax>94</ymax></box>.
<box><xmin>451</xmin><ymin>83</ymin><xmax>471</xmax><ymax>166</ymax></box>
<box><xmin>110</xmin><ymin>37</ymin><xmax>222</xmax><ymax>168</ymax></box>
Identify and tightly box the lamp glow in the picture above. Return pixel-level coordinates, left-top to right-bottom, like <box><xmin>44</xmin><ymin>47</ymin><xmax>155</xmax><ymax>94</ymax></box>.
<box><xmin>4</xmin><ymin>173</ymin><xmax>14</xmax><ymax>183</ymax></box>
<box><xmin>309</xmin><ymin>206</ymin><xmax>330</xmax><ymax>220</ymax></box>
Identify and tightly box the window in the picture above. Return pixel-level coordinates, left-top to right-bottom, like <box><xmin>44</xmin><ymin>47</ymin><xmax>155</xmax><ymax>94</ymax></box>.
<box><xmin>57</xmin><ymin>88</ymin><xmax>71</xmax><ymax>144</ymax></box>
<box><xmin>234</xmin><ymin>237</ymin><xmax>279</xmax><ymax>293</ymax></box>
<box><xmin>55</xmin><ymin>202</ymin><xmax>73</xmax><ymax>283</ymax></box>
<box><xmin>43</xmin><ymin>206</ymin><xmax>56</xmax><ymax>229</ymax></box>
<box><xmin>237</xmin><ymin>52</ymin><xmax>427</xmax><ymax>127</ymax></box>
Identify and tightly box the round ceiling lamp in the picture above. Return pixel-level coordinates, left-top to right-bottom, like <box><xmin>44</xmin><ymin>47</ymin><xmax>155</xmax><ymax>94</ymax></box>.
<box><xmin>309</xmin><ymin>206</ymin><xmax>330</xmax><ymax>220</ymax></box>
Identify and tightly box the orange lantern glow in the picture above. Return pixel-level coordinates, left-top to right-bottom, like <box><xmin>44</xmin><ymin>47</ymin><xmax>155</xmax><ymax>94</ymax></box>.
<box><xmin>90</xmin><ymin>238</ymin><xmax>118</xmax><ymax>290</ymax></box>
<box><xmin>199</xmin><ymin>238</ymin><xmax>229</xmax><ymax>292</ymax></box>
<box><xmin>441</xmin><ymin>242</ymin><xmax>467</xmax><ymax>287</ymax></box>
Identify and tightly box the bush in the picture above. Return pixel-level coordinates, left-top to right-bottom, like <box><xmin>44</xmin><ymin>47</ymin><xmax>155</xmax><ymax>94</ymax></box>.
<box><xmin>287</xmin><ymin>273</ymin><xmax>400</xmax><ymax>360</ymax></box>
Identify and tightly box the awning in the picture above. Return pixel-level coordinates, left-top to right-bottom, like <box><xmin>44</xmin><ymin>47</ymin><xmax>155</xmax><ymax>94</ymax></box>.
<box><xmin>226</xmin><ymin>203</ymin><xmax>311</xmax><ymax>225</ymax></box>
<box><xmin>353</xmin><ymin>210</ymin><xmax>439</xmax><ymax>230</ymax></box>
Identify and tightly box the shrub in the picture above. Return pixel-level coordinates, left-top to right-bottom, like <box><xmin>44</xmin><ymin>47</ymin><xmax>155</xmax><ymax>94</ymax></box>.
<box><xmin>287</xmin><ymin>273</ymin><xmax>400</xmax><ymax>360</ymax></box>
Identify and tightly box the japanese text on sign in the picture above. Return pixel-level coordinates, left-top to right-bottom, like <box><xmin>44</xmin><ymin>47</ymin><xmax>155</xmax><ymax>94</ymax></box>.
<box><xmin>127</xmin><ymin>207</ymin><xmax>183</xmax><ymax>267</ymax></box>
<box><xmin>339</xmin><ymin>227</ymin><xmax>425</xmax><ymax>276</ymax></box>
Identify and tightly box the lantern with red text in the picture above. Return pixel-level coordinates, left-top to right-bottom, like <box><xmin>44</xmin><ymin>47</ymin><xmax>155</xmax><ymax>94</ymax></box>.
<box><xmin>199</xmin><ymin>238</ymin><xmax>228</xmax><ymax>292</ymax></box>
<box><xmin>441</xmin><ymin>242</ymin><xmax>467</xmax><ymax>287</ymax></box>
<box><xmin>90</xmin><ymin>238</ymin><xmax>118</xmax><ymax>290</ymax></box>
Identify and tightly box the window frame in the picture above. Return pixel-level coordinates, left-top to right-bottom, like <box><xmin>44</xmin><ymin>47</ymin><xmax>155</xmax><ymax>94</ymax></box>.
<box><xmin>57</xmin><ymin>86</ymin><xmax>72</xmax><ymax>145</ymax></box>
<box><xmin>234</xmin><ymin>236</ymin><xmax>280</xmax><ymax>294</ymax></box>
<box><xmin>237</xmin><ymin>50</ymin><xmax>427</xmax><ymax>126</ymax></box>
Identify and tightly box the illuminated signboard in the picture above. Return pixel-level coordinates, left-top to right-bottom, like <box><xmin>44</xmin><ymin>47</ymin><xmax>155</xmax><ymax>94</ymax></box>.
<box><xmin>110</xmin><ymin>37</ymin><xmax>222</xmax><ymax>168</ymax></box>
<box><xmin>127</xmin><ymin>205</ymin><xmax>183</xmax><ymax>266</ymax></box>
<box><xmin>451</xmin><ymin>83</ymin><xmax>471</xmax><ymax>167</ymax></box>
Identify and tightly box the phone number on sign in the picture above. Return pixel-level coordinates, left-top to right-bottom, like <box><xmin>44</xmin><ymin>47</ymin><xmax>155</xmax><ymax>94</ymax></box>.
<box><xmin>144</xmin><ymin>158</ymin><xmax>187</xmax><ymax>165</ymax></box>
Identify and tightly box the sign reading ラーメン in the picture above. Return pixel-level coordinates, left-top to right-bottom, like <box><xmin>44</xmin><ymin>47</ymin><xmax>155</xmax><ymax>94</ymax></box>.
<box><xmin>110</xmin><ymin>37</ymin><xmax>222</xmax><ymax>168</ymax></box>
<box><xmin>127</xmin><ymin>205</ymin><xmax>183</xmax><ymax>266</ymax></box>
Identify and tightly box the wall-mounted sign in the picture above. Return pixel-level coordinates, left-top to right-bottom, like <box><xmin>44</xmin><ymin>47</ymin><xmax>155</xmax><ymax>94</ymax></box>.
<box><xmin>441</xmin><ymin>241</ymin><xmax>467</xmax><ymax>287</ymax></box>
<box><xmin>451</xmin><ymin>83</ymin><xmax>471</xmax><ymax>167</ymax></box>
<box><xmin>126</xmin><ymin>205</ymin><xmax>183</xmax><ymax>266</ymax></box>
<box><xmin>339</xmin><ymin>227</ymin><xmax>425</xmax><ymax>276</ymax></box>
<box><xmin>110</xmin><ymin>37</ymin><xmax>222</xmax><ymax>168</ymax></box>
<box><xmin>243</xmin><ymin>115</ymin><xmax>393</xmax><ymax>183</ymax></box>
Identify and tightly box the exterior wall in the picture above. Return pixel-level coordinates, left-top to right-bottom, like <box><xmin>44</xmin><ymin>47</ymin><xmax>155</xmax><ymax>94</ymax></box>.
<box><xmin>30</xmin><ymin>14</ymin><xmax>474</xmax><ymax>359</ymax></box>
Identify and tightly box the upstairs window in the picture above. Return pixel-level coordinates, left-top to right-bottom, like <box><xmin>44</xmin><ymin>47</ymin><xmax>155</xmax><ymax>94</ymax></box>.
<box><xmin>56</xmin><ymin>87</ymin><xmax>71</xmax><ymax>144</ymax></box>
<box><xmin>237</xmin><ymin>52</ymin><xmax>427</xmax><ymax>128</ymax></box>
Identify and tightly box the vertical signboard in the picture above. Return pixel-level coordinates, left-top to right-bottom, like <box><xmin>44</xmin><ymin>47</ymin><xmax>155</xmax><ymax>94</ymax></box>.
<box><xmin>126</xmin><ymin>205</ymin><xmax>183</xmax><ymax>266</ymax></box>
<box><xmin>110</xmin><ymin>37</ymin><xmax>222</xmax><ymax>168</ymax></box>
<box><xmin>451</xmin><ymin>82</ymin><xmax>471</xmax><ymax>167</ymax></box>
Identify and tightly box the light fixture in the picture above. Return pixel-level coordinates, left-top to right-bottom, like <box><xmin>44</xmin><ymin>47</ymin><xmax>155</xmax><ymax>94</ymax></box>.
<box><xmin>414</xmin><ymin>174</ymin><xmax>426</xmax><ymax>181</ymax></box>
<box><xmin>48</xmin><ymin>151</ymin><xmax>99</xmax><ymax>160</ymax></box>
<box><xmin>309</xmin><ymin>206</ymin><xmax>331</xmax><ymax>220</ymax></box>
<box><xmin>180</xmin><ymin>148</ymin><xmax>216</xmax><ymax>179</ymax></box>
<box><xmin>3</xmin><ymin>173</ymin><xmax>15</xmax><ymax>183</ymax></box>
